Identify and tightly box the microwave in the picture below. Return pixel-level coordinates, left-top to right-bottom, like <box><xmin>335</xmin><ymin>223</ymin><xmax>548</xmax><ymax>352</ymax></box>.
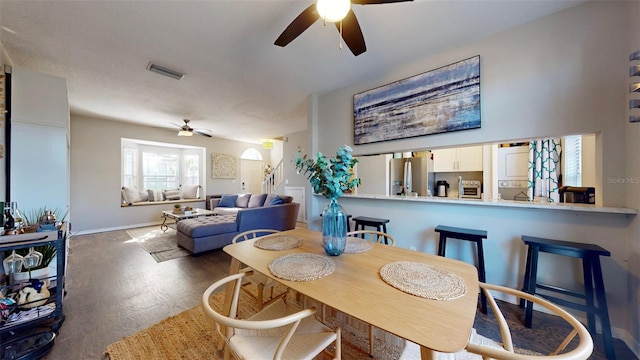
<box><xmin>559</xmin><ymin>186</ymin><xmax>595</xmax><ymax>204</ymax></box>
<box><xmin>461</xmin><ymin>180</ymin><xmax>482</xmax><ymax>199</ymax></box>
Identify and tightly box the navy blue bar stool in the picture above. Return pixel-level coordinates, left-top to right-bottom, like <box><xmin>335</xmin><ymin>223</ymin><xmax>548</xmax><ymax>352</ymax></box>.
<box><xmin>434</xmin><ymin>225</ymin><xmax>488</xmax><ymax>314</ymax></box>
<box><xmin>352</xmin><ymin>216</ymin><xmax>390</xmax><ymax>243</ymax></box>
<box><xmin>520</xmin><ymin>235</ymin><xmax>615</xmax><ymax>360</ymax></box>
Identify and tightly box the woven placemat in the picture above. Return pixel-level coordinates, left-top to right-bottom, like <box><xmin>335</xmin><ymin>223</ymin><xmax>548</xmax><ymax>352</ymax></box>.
<box><xmin>254</xmin><ymin>235</ymin><xmax>303</xmax><ymax>250</ymax></box>
<box><xmin>379</xmin><ymin>261</ymin><xmax>467</xmax><ymax>300</ymax></box>
<box><xmin>343</xmin><ymin>236</ymin><xmax>374</xmax><ymax>253</ymax></box>
<box><xmin>269</xmin><ymin>253</ymin><xmax>335</xmax><ymax>281</ymax></box>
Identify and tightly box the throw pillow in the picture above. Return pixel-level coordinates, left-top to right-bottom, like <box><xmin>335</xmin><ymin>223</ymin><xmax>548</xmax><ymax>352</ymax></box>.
<box><xmin>148</xmin><ymin>189</ymin><xmax>164</xmax><ymax>202</ymax></box>
<box><xmin>264</xmin><ymin>194</ymin><xmax>278</xmax><ymax>207</ymax></box>
<box><xmin>180</xmin><ymin>184</ymin><xmax>199</xmax><ymax>199</ymax></box>
<box><xmin>269</xmin><ymin>195</ymin><xmax>283</xmax><ymax>206</ymax></box>
<box><xmin>248</xmin><ymin>193</ymin><xmax>267</xmax><ymax>208</ymax></box>
<box><xmin>138</xmin><ymin>191</ymin><xmax>149</xmax><ymax>202</ymax></box>
<box><xmin>236</xmin><ymin>194</ymin><xmax>251</xmax><ymax>208</ymax></box>
<box><xmin>121</xmin><ymin>189</ymin><xmax>128</xmax><ymax>205</ymax></box>
<box><xmin>121</xmin><ymin>186</ymin><xmax>141</xmax><ymax>204</ymax></box>
<box><xmin>163</xmin><ymin>188</ymin><xmax>181</xmax><ymax>201</ymax></box>
<box><xmin>279</xmin><ymin>195</ymin><xmax>293</xmax><ymax>204</ymax></box>
<box><xmin>218</xmin><ymin>194</ymin><xmax>238</xmax><ymax>208</ymax></box>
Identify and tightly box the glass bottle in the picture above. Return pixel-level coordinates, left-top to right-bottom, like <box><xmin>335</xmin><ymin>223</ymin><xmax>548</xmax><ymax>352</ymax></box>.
<box><xmin>4</xmin><ymin>205</ymin><xmax>14</xmax><ymax>230</ymax></box>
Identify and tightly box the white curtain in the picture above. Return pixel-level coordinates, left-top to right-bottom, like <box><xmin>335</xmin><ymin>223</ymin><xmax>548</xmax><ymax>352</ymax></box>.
<box><xmin>527</xmin><ymin>139</ymin><xmax>562</xmax><ymax>202</ymax></box>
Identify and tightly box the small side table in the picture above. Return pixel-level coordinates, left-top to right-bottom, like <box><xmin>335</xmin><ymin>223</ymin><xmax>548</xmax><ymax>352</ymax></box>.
<box><xmin>160</xmin><ymin>208</ymin><xmax>216</xmax><ymax>232</ymax></box>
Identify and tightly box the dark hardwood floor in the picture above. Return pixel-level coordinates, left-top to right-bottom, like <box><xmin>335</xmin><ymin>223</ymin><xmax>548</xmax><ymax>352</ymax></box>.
<box><xmin>8</xmin><ymin>226</ymin><xmax>634</xmax><ymax>359</ymax></box>
<box><xmin>42</xmin><ymin>228</ymin><xmax>232</xmax><ymax>359</ymax></box>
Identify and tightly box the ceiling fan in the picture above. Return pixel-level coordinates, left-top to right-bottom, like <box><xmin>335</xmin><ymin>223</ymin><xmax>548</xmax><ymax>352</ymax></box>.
<box><xmin>170</xmin><ymin>119</ymin><xmax>212</xmax><ymax>138</ymax></box>
<box><xmin>274</xmin><ymin>0</ymin><xmax>413</xmax><ymax>56</ymax></box>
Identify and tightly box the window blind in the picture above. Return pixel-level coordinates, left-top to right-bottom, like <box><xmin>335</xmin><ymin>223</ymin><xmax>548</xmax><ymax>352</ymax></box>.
<box><xmin>563</xmin><ymin>135</ymin><xmax>582</xmax><ymax>186</ymax></box>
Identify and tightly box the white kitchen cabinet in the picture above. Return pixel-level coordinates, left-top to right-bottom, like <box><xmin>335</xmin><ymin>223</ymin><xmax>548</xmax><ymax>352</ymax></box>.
<box><xmin>433</xmin><ymin>145</ymin><xmax>483</xmax><ymax>172</ymax></box>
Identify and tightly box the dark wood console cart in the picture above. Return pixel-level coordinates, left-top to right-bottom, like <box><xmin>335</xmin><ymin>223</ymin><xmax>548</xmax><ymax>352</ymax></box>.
<box><xmin>0</xmin><ymin>224</ymin><xmax>67</xmax><ymax>357</ymax></box>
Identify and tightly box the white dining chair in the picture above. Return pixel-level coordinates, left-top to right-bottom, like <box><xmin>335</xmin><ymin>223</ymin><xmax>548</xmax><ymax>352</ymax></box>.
<box><xmin>399</xmin><ymin>282</ymin><xmax>594</xmax><ymax>360</ymax></box>
<box><xmin>346</xmin><ymin>229</ymin><xmax>396</xmax><ymax>356</ymax></box>
<box><xmin>232</xmin><ymin>229</ymin><xmax>288</xmax><ymax>310</ymax></box>
<box><xmin>202</xmin><ymin>271</ymin><xmax>342</xmax><ymax>360</ymax></box>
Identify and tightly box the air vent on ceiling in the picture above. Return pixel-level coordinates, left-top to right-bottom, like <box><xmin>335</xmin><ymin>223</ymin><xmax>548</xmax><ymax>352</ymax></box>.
<box><xmin>146</xmin><ymin>62</ymin><xmax>184</xmax><ymax>80</ymax></box>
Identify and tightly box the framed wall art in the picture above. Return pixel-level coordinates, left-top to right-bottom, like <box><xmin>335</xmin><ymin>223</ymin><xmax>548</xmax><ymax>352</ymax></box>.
<box><xmin>211</xmin><ymin>153</ymin><xmax>236</xmax><ymax>178</ymax></box>
<box><xmin>353</xmin><ymin>55</ymin><xmax>481</xmax><ymax>145</ymax></box>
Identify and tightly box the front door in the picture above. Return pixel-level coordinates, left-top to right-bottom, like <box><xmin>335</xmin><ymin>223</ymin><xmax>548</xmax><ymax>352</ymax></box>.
<box><xmin>240</xmin><ymin>159</ymin><xmax>263</xmax><ymax>193</ymax></box>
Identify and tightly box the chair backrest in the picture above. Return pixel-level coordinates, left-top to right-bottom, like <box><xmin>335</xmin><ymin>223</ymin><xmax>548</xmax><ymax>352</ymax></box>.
<box><xmin>232</xmin><ymin>228</ymin><xmax>281</xmax><ymax>243</ymax></box>
<box><xmin>202</xmin><ymin>272</ymin><xmax>317</xmax><ymax>360</ymax></box>
<box><xmin>465</xmin><ymin>282</ymin><xmax>594</xmax><ymax>360</ymax></box>
<box><xmin>400</xmin><ymin>282</ymin><xmax>593</xmax><ymax>360</ymax></box>
<box><xmin>347</xmin><ymin>230</ymin><xmax>396</xmax><ymax>246</ymax></box>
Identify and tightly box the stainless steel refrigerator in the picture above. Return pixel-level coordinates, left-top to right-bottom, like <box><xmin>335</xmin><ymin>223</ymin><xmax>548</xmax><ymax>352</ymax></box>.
<box><xmin>389</xmin><ymin>155</ymin><xmax>434</xmax><ymax>196</ymax></box>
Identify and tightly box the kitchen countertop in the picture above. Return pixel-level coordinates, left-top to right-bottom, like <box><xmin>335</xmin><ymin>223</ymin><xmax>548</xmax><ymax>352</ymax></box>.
<box><xmin>340</xmin><ymin>193</ymin><xmax>637</xmax><ymax>215</ymax></box>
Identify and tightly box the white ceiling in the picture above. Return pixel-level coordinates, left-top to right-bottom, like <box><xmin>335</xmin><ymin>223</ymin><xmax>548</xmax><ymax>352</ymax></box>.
<box><xmin>0</xmin><ymin>0</ymin><xmax>584</xmax><ymax>144</ymax></box>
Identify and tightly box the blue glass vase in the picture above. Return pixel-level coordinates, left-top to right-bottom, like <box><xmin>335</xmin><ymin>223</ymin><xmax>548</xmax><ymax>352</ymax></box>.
<box><xmin>321</xmin><ymin>198</ymin><xmax>347</xmax><ymax>256</ymax></box>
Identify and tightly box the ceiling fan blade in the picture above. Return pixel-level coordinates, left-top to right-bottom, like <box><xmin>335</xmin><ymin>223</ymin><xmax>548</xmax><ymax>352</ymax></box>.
<box><xmin>335</xmin><ymin>10</ymin><xmax>366</xmax><ymax>56</ymax></box>
<box><xmin>274</xmin><ymin>4</ymin><xmax>320</xmax><ymax>47</ymax></box>
<box><xmin>352</xmin><ymin>0</ymin><xmax>413</xmax><ymax>4</ymax></box>
<box><xmin>194</xmin><ymin>130</ymin><xmax>212</xmax><ymax>138</ymax></box>
<box><xmin>169</xmin><ymin>122</ymin><xmax>184</xmax><ymax>128</ymax></box>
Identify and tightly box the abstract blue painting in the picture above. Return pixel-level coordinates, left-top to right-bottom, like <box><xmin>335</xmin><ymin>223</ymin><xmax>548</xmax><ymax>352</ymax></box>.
<box><xmin>353</xmin><ymin>56</ymin><xmax>480</xmax><ymax>145</ymax></box>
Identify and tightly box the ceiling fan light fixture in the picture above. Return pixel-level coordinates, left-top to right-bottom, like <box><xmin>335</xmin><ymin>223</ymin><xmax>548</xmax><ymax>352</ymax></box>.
<box><xmin>178</xmin><ymin>129</ymin><xmax>193</xmax><ymax>137</ymax></box>
<box><xmin>317</xmin><ymin>0</ymin><xmax>351</xmax><ymax>23</ymax></box>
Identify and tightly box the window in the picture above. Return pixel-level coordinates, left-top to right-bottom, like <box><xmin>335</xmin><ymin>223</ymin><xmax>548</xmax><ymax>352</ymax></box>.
<box><xmin>142</xmin><ymin>151</ymin><xmax>180</xmax><ymax>190</ymax></box>
<box><xmin>122</xmin><ymin>147</ymin><xmax>137</xmax><ymax>187</ymax></box>
<box><xmin>563</xmin><ymin>135</ymin><xmax>582</xmax><ymax>187</ymax></box>
<box><xmin>122</xmin><ymin>138</ymin><xmax>205</xmax><ymax>192</ymax></box>
<box><xmin>241</xmin><ymin>148</ymin><xmax>263</xmax><ymax>161</ymax></box>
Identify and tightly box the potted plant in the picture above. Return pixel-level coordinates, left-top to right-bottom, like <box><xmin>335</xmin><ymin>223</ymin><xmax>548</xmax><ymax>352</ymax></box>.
<box><xmin>295</xmin><ymin>145</ymin><xmax>360</xmax><ymax>255</ymax></box>
<box><xmin>22</xmin><ymin>207</ymin><xmax>68</xmax><ymax>232</ymax></box>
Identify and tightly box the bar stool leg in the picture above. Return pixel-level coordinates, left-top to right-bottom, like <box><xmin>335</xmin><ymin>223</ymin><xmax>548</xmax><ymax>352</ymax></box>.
<box><xmin>476</xmin><ymin>239</ymin><xmax>487</xmax><ymax>314</ymax></box>
<box><xmin>583</xmin><ymin>257</ymin><xmax>597</xmax><ymax>333</ymax></box>
<box><xmin>437</xmin><ymin>234</ymin><xmax>446</xmax><ymax>257</ymax></box>
<box><xmin>519</xmin><ymin>245</ymin><xmax>533</xmax><ymax>308</ymax></box>
<box><xmin>592</xmin><ymin>257</ymin><xmax>616</xmax><ymax>360</ymax></box>
<box><xmin>524</xmin><ymin>245</ymin><xmax>540</xmax><ymax>328</ymax></box>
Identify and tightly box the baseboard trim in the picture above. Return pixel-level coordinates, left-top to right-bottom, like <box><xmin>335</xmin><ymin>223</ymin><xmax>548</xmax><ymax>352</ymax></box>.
<box><xmin>73</xmin><ymin>222</ymin><xmax>162</xmax><ymax>236</ymax></box>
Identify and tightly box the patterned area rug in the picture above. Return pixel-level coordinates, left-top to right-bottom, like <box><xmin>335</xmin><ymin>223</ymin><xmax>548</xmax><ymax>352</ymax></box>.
<box><xmin>105</xmin><ymin>285</ymin><xmax>404</xmax><ymax>360</ymax></box>
<box><xmin>125</xmin><ymin>226</ymin><xmax>190</xmax><ymax>263</ymax></box>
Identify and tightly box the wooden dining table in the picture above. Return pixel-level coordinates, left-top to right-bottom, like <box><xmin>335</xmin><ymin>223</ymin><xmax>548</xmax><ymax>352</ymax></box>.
<box><xmin>222</xmin><ymin>228</ymin><xmax>479</xmax><ymax>360</ymax></box>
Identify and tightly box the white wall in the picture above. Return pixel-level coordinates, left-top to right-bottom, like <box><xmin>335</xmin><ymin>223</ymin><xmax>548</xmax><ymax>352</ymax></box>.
<box><xmin>70</xmin><ymin>115</ymin><xmax>271</xmax><ymax>233</ymax></box>
<box><xmin>356</xmin><ymin>154</ymin><xmax>389</xmax><ymax>195</ymax></box>
<box><xmin>582</xmin><ymin>134</ymin><xmax>596</xmax><ymax>188</ymax></box>
<box><xmin>0</xmin><ymin>40</ymin><xmax>5</xmax><ymax>200</ymax></box>
<box><xmin>308</xmin><ymin>1</ymin><xmax>640</xmax><ymax>354</ymax></box>
<box><xmin>281</xmin><ymin>129</ymin><xmax>310</xmax><ymax>190</ymax></box>
<box><xmin>10</xmin><ymin>67</ymin><xmax>70</xmax><ymax>216</ymax></box>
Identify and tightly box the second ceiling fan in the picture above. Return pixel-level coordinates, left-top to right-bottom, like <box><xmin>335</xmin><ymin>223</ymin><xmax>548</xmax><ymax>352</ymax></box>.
<box><xmin>170</xmin><ymin>119</ymin><xmax>212</xmax><ymax>138</ymax></box>
<box><xmin>274</xmin><ymin>0</ymin><xmax>412</xmax><ymax>56</ymax></box>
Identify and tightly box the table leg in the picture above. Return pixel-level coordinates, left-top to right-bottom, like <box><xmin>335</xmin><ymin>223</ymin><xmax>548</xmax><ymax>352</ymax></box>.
<box><xmin>217</xmin><ymin>258</ymin><xmax>243</xmax><ymax>352</ymax></box>
<box><xmin>420</xmin><ymin>346</ymin><xmax>438</xmax><ymax>360</ymax></box>
<box><xmin>160</xmin><ymin>214</ymin><xmax>169</xmax><ymax>232</ymax></box>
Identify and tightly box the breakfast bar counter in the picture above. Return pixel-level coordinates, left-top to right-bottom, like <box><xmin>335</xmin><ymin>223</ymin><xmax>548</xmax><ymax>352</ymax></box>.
<box><xmin>343</xmin><ymin>193</ymin><xmax>637</xmax><ymax>216</ymax></box>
